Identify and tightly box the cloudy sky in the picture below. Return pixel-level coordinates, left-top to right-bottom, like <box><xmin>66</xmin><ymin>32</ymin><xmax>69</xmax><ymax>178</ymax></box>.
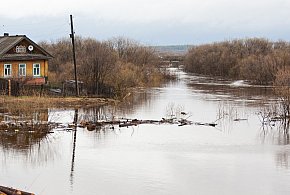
<box><xmin>1</xmin><ymin>0</ymin><xmax>290</xmax><ymax>45</ymax></box>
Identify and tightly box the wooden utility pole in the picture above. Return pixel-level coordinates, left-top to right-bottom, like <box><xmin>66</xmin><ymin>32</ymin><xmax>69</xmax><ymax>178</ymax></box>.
<box><xmin>70</xmin><ymin>14</ymin><xmax>79</xmax><ymax>96</ymax></box>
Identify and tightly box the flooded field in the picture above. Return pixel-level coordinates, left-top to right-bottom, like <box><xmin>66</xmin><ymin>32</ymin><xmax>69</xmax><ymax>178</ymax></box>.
<box><xmin>0</xmin><ymin>68</ymin><xmax>290</xmax><ymax>195</ymax></box>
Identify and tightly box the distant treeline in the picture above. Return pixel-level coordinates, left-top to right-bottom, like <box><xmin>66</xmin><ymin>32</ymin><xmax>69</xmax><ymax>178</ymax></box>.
<box><xmin>39</xmin><ymin>37</ymin><xmax>168</xmax><ymax>97</ymax></box>
<box><xmin>184</xmin><ymin>38</ymin><xmax>290</xmax><ymax>84</ymax></box>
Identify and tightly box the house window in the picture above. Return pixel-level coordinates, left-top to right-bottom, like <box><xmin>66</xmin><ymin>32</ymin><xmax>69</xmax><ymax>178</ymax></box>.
<box><xmin>4</xmin><ymin>64</ymin><xmax>12</xmax><ymax>77</ymax></box>
<box><xmin>19</xmin><ymin>64</ymin><xmax>26</xmax><ymax>76</ymax></box>
<box><xmin>33</xmin><ymin>63</ymin><xmax>40</xmax><ymax>76</ymax></box>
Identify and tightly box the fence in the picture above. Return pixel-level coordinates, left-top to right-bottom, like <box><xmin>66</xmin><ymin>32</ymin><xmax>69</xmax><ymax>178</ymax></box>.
<box><xmin>0</xmin><ymin>79</ymin><xmax>20</xmax><ymax>96</ymax></box>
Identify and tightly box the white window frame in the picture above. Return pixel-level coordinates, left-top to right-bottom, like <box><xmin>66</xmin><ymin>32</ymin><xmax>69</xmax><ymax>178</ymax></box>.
<box><xmin>4</xmin><ymin>64</ymin><xmax>12</xmax><ymax>77</ymax></box>
<box><xmin>33</xmin><ymin>63</ymin><xmax>40</xmax><ymax>77</ymax></box>
<box><xmin>19</xmin><ymin>63</ymin><xmax>26</xmax><ymax>77</ymax></box>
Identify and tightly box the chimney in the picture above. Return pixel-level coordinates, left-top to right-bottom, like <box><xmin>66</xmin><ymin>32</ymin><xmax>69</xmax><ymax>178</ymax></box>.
<box><xmin>3</xmin><ymin>33</ymin><xmax>9</xmax><ymax>36</ymax></box>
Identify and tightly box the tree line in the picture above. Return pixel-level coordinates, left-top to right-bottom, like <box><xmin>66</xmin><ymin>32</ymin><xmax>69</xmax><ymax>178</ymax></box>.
<box><xmin>184</xmin><ymin>38</ymin><xmax>290</xmax><ymax>85</ymax></box>
<box><xmin>39</xmin><ymin>37</ymin><xmax>168</xmax><ymax>97</ymax></box>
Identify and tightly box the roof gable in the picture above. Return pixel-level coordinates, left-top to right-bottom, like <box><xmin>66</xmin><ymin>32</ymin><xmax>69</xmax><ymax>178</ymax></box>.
<box><xmin>0</xmin><ymin>35</ymin><xmax>53</xmax><ymax>61</ymax></box>
<box><xmin>0</xmin><ymin>36</ymin><xmax>23</xmax><ymax>55</ymax></box>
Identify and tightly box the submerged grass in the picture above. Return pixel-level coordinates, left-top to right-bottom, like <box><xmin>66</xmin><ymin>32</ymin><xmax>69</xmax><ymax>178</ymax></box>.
<box><xmin>0</xmin><ymin>95</ymin><xmax>119</xmax><ymax>148</ymax></box>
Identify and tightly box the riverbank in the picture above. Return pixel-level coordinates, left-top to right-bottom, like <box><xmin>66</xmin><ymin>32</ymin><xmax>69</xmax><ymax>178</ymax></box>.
<box><xmin>0</xmin><ymin>96</ymin><xmax>119</xmax><ymax>109</ymax></box>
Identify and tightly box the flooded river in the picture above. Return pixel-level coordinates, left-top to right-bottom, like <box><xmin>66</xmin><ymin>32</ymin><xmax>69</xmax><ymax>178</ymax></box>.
<box><xmin>1</xmin><ymin>68</ymin><xmax>290</xmax><ymax>195</ymax></box>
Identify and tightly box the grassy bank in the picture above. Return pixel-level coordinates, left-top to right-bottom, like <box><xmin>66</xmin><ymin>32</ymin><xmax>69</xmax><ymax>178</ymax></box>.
<box><xmin>0</xmin><ymin>96</ymin><xmax>118</xmax><ymax>109</ymax></box>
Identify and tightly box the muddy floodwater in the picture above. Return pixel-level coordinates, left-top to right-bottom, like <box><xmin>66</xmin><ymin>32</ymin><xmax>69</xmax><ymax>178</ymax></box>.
<box><xmin>1</xmin><ymin>68</ymin><xmax>290</xmax><ymax>195</ymax></box>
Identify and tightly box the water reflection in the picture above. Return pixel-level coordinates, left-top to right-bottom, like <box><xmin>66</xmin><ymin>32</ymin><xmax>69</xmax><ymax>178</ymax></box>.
<box><xmin>115</xmin><ymin>88</ymin><xmax>158</xmax><ymax>116</ymax></box>
<box><xmin>259</xmin><ymin>120</ymin><xmax>290</xmax><ymax>145</ymax></box>
<box><xmin>0</xmin><ymin>103</ymin><xmax>60</xmax><ymax>166</ymax></box>
<box><xmin>0</xmin><ymin>105</ymin><xmax>51</xmax><ymax>150</ymax></box>
<box><xmin>70</xmin><ymin>109</ymin><xmax>78</xmax><ymax>188</ymax></box>
<box><xmin>276</xmin><ymin>149</ymin><xmax>290</xmax><ymax>169</ymax></box>
<box><xmin>0</xmin><ymin>131</ymin><xmax>58</xmax><ymax>166</ymax></box>
<box><xmin>185</xmin><ymin>73</ymin><xmax>276</xmax><ymax>105</ymax></box>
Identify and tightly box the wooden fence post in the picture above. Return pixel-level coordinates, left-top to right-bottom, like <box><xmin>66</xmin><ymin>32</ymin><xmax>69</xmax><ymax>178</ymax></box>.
<box><xmin>8</xmin><ymin>79</ymin><xmax>11</xmax><ymax>96</ymax></box>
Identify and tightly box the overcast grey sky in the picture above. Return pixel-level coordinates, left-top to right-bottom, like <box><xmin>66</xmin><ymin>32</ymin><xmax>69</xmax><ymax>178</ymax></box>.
<box><xmin>1</xmin><ymin>0</ymin><xmax>290</xmax><ymax>45</ymax></box>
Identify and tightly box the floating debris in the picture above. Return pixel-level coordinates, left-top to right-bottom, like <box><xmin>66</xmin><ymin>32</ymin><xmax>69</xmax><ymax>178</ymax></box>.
<box><xmin>233</xmin><ymin>118</ymin><xmax>248</xmax><ymax>122</ymax></box>
<box><xmin>79</xmin><ymin>117</ymin><xmax>217</xmax><ymax>130</ymax></box>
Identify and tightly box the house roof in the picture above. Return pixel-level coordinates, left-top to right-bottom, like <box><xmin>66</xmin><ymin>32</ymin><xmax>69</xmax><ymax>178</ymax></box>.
<box><xmin>0</xmin><ymin>35</ymin><xmax>53</xmax><ymax>61</ymax></box>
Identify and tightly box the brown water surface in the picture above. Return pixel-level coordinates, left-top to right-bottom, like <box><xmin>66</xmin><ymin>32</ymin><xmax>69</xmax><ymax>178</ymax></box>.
<box><xmin>0</xmin><ymin>68</ymin><xmax>289</xmax><ymax>195</ymax></box>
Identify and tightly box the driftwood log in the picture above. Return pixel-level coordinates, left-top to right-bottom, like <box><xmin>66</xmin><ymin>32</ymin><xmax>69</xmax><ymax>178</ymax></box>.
<box><xmin>0</xmin><ymin>186</ymin><xmax>34</xmax><ymax>195</ymax></box>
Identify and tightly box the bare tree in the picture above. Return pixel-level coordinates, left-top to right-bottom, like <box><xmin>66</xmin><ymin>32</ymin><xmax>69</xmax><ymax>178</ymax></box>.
<box><xmin>185</xmin><ymin>38</ymin><xmax>290</xmax><ymax>84</ymax></box>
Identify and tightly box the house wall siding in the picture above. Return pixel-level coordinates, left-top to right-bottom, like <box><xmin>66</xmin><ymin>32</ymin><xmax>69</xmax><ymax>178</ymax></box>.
<box><xmin>0</xmin><ymin>60</ymin><xmax>48</xmax><ymax>78</ymax></box>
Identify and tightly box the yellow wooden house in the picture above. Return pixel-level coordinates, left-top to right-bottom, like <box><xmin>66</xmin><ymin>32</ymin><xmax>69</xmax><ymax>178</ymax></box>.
<box><xmin>0</xmin><ymin>33</ymin><xmax>52</xmax><ymax>85</ymax></box>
